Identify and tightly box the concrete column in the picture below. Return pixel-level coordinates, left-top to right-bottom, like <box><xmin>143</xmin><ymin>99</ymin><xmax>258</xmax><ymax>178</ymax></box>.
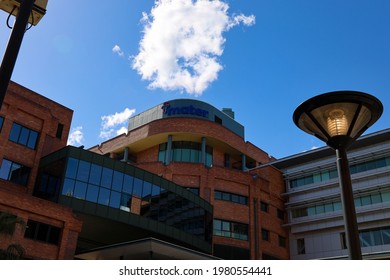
<box><xmin>123</xmin><ymin>147</ymin><xmax>129</xmax><ymax>162</ymax></box>
<box><xmin>242</xmin><ymin>154</ymin><xmax>247</xmax><ymax>171</ymax></box>
<box><xmin>201</xmin><ymin>137</ymin><xmax>206</xmax><ymax>166</ymax></box>
<box><xmin>165</xmin><ymin>135</ymin><xmax>172</xmax><ymax>165</ymax></box>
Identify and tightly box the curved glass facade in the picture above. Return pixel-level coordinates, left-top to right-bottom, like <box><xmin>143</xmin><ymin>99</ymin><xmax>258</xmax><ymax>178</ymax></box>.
<box><xmin>35</xmin><ymin>146</ymin><xmax>213</xmax><ymax>252</ymax></box>
<box><xmin>158</xmin><ymin>141</ymin><xmax>213</xmax><ymax>167</ymax></box>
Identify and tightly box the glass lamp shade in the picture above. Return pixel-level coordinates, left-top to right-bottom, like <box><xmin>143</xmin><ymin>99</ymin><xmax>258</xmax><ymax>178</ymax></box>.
<box><xmin>293</xmin><ymin>91</ymin><xmax>383</xmax><ymax>149</ymax></box>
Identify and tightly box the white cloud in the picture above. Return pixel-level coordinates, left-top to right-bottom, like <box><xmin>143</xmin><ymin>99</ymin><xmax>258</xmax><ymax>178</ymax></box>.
<box><xmin>132</xmin><ymin>0</ymin><xmax>255</xmax><ymax>96</ymax></box>
<box><xmin>67</xmin><ymin>126</ymin><xmax>84</xmax><ymax>146</ymax></box>
<box><xmin>112</xmin><ymin>44</ymin><xmax>124</xmax><ymax>56</ymax></box>
<box><xmin>116</xmin><ymin>126</ymin><xmax>128</xmax><ymax>135</ymax></box>
<box><xmin>99</xmin><ymin>108</ymin><xmax>136</xmax><ymax>139</ymax></box>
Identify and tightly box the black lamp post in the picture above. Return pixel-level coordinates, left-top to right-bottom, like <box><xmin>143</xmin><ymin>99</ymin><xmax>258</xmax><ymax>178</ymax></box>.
<box><xmin>0</xmin><ymin>0</ymin><xmax>47</xmax><ymax>109</ymax></box>
<box><xmin>293</xmin><ymin>91</ymin><xmax>383</xmax><ymax>260</ymax></box>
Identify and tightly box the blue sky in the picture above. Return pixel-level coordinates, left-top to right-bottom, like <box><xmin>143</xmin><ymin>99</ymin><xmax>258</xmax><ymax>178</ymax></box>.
<box><xmin>0</xmin><ymin>0</ymin><xmax>389</xmax><ymax>159</ymax></box>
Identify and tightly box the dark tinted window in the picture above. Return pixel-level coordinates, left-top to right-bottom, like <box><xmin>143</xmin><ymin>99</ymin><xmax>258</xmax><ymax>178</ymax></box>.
<box><xmin>9</xmin><ymin>123</ymin><xmax>39</xmax><ymax>149</ymax></box>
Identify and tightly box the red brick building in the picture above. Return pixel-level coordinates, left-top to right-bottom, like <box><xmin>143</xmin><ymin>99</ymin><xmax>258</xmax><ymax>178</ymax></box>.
<box><xmin>0</xmin><ymin>81</ymin><xmax>82</xmax><ymax>259</ymax></box>
<box><xmin>89</xmin><ymin>99</ymin><xmax>289</xmax><ymax>259</ymax></box>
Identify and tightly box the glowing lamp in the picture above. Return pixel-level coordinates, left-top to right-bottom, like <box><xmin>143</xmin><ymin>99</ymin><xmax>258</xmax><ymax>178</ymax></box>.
<box><xmin>293</xmin><ymin>90</ymin><xmax>383</xmax><ymax>260</ymax></box>
<box><xmin>293</xmin><ymin>91</ymin><xmax>383</xmax><ymax>150</ymax></box>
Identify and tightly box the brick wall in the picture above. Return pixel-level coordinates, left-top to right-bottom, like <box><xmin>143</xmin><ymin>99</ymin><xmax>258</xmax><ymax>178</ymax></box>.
<box><xmin>0</xmin><ymin>82</ymin><xmax>81</xmax><ymax>259</ymax></box>
<box><xmin>89</xmin><ymin>111</ymin><xmax>289</xmax><ymax>259</ymax></box>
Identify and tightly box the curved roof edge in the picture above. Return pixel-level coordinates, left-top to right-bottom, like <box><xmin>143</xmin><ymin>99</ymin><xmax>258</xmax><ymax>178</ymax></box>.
<box><xmin>128</xmin><ymin>99</ymin><xmax>245</xmax><ymax>138</ymax></box>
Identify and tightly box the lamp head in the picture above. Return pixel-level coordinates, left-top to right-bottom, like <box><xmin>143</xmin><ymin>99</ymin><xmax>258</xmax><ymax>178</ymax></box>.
<box><xmin>293</xmin><ymin>91</ymin><xmax>383</xmax><ymax>149</ymax></box>
<box><xmin>0</xmin><ymin>0</ymin><xmax>47</xmax><ymax>26</ymax></box>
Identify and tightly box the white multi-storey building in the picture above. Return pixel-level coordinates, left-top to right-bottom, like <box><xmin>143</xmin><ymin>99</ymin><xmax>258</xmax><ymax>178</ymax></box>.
<box><xmin>268</xmin><ymin>128</ymin><xmax>390</xmax><ymax>259</ymax></box>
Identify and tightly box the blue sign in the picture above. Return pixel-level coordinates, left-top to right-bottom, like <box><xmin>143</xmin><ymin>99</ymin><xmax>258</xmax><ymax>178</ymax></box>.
<box><xmin>161</xmin><ymin>102</ymin><xmax>209</xmax><ymax>118</ymax></box>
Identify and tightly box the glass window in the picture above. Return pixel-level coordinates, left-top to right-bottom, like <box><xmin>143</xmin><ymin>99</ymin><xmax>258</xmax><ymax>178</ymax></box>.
<box><xmin>62</xmin><ymin>178</ymin><xmax>75</xmax><ymax>196</ymax></box>
<box><xmin>239</xmin><ymin>196</ymin><xmax>248</xmax><ymax>205</ymax></box>
<box><xmin>98</xmin><ymin>187</ymin><xmax>110</xmax><ymax>206</ymax></box>
<box><xmin>27</xmin><ymin>130</ymin><xmax>38</xmax><ymax>149</ymax></box>
<box><xmin>142</xmin><ymin>181</ymin><xmax>152</xmax><ymax>200</ymax></box>
<box><xmin>65</xmin><ymin>158</ymin><xmax>79</xmax><ymax>179</ymax></box>
<box><xmin>0</xmin><ymin>159</ymin><xmax>30</xmax><ymax>186</ymax></box>
<box><xmin>222</xmin><ymin>192</ymin><xmax>230</xmax><ymax>201</ymax></box>
<box><xmin>304</xmin><ymin>176</ymin><xmax>314</xmax><ymax>185</ymax></box>
<box><xmin>340</xmin><ymin>233</ymin><xmax>347</xmax><ymax>249</ymax></box>
<box><xmin>158</xmin><ymin>149</ymin><xmax>166</xmax><ymax>162</ymax></box>
<box><xmin>376</xmin><ymin>158</ymin><xmax>386</xmax><ymax>168</ymax></box>
<box><xmin>120</xmin><ymin>193</ymin><xmax>132</xmax><ymax>211</ymax></box>
<box><xmin>277</xmin><ymin>209</ymin><xmax>284</xmax><ymax>220</ymax></box>
<box><xmin>47</xmin><ymin>175</ymin><xmax>60</xmax><ymax>196</ymax></box>
<box><xmin>24</xmin><ymin>220</ymin><xmax>61</xmax><ymax>245</ymax></box>
<box><xmin>0</xmin><ymin>159</ymin><xmax>12</xmax><ymax>180</ymax></box>
<box><xmin>222</xmin><ymin>221</ymin><xmax>230</xmax><ymax>231</ymax></box>
<box><xmin>324</xmin><ymin>203</ymin><xmax>333</xmax><ymax>213</ymax></box>
<box><xmin>18</xmin><ymin>127</ymin><xmax>29</xmax><ymax>146</ymax></box>
<box><xmin>371</xmin><ymin>193</ymin><xmax>382</xmax><ymax>204</ymax></box>
<box><xmin>361</xmin><ymin>196</ymin><xmax>371</xmax><ymax>206</ymax></box>
<box><xmin>101</xmin><ymin>167</ymin><xmax>113</xmax><ymax>189</ymax></box>
<box><xmin>316</xmin><ymin>205</ymin><xmax>325</xmax><ymax>214</ymax></box>
<box><xmin>133</xmin><ymin>178</ymin><xmax>143</xmax><ymax>197</ymax></box>
<box><xmin>386</xmin><ymin>156</ymin><xmax>390</xmax><ymax>166</ymax></box>
<box><xmin>307</xmin><ymin>206</ymin><xmax>316</xmax><ymax>216</ymax></box>
<box><xmin>366</xmin><ymin>160</ymin><xmax>377</xmax><ymax>170</ymax></box>
<box><xmin>297</xmin><ymin>238</ymin><xmax>305</xmax><ymax>254</ymax></box>
<box><xmin>329</xmin><ymin>169</ymin><xmax>338</xmax><ymax>179</ymax></box>
<box><xmin>172</xmin><ymin>148</ymin><xmax>182</xmax><ymax>162</ymax></box>
<box><xmin>206</xmin><ymin>152</ymin><xmax>213</xmax><ymax>167</ymax></box>
<box><xmin>182</xmin><ymin>148</ymin><xmax>191</xmax><ymax>162</ymax></box>
<box><xmin>151</xmin><ymin>185</ymin><xmax>161</xmax><ymax>203</ymax></box>
<box><xmin>86</xmin><ymin>184</ymin><xmax>99</xmax><ymax>203</ymax></box>
<box><xmin>231</xmin><ymin>194</ymin><xmax>239</xmax><ymax>203</ymax></box>
<box><xmin>382</xmin><ymin>228</ymin><xmax>390</xmax><ymax>244</ymax></box>
<box><xmin>109</xmin><ymin>191</ymin><xmax>121</xmax><ymax>208</ymax></box>
<box><xmin>74</xmin><ymin>181</ymin><xmax>87</xmax><ymax>199</ymax></box>
<box><xmin>123</xmin><ymin>174</ymin><xmax>133</xmax><ymax>194</ymax></box>
<box><xmin>89</xmin><ymin>164</ymin><xmax>102</xmax><ymax>185</ymax></box>
<box><xmin>372</xmin><ymin>229</ymin><xmax>382</xmax><ymax>246</ymax></box>
<box><xmin>9</xmin><ymin>123</ymin><xmax>21</xmax><ymax>142</ymax></box>
<box><xmin>48</xmin><ymin>227</ymin><xmax>61</xmax><ymax>245</ymax></box>
<box><xmin>191</xmin><ymin>149</ymin><xmax>200</xmax><ymax>163</ymax></box>
<box><xmin>9</xmin><ymin>123</ymin><xmax>39</xmax><ymax>149</ymax></box>
<box><xmin>381</xmin><ymin>191</ymin><xmax>390</xmax><ymax>202</ymax></box>
<box><xmin>333</xmin><ymin>201</ymin><xmax>342</xmax><ymax>211</ymax></box>
<box><xmin>213</xmin><ymin>219</ymin><xmax>248</xmax><ymax>240</ymax></box>
<box><xmin>56</xmin><ymin>123</ymin><xmax>64</xmax><ymax>139</ymax></box>
<box><xmin>356</xmin><ymin>163</ymin><xmax>367</xmax><ymax>173</ymax></box>
<box><xmin>262</xmin><ymin>228</ymin><xmax>270</xmax><ymax>241</ymax></box>
<box><xmin>0</xmin><ymin>116</ymin><xmax>3</xmax><ymax>131</ymax></box>
<box><xmin>112</xmin><ymin>171</ymin><xmax>123</xmax><ymax>192</ymax></box>
<box><xmin>214</xmin><ymin>191</ymin><xmax>222</xmax><ymax>200</ymax></box>
<box><xmin>292</xmin><ymin>208</ymin><xmax>307</xmax><ymax>218</ymax></box>
<box><xmin>321</xmin><ymin>172</ymin><xmax>330</xmax><ymax>181</ymax></box>
<box><xmin>279</xmin><ymin>235</ymin><xmax>286</xmax><ymax>247</ymax></box>
<box><xmin>260</xmin><ymin>201</ymin><xmax>269</xmax><ymax>212</ymax></box>
<box><xmin>290</xmin><ymin>180</ymin><xmax>297</xmax><ymax>188</ymax></box>
<box><xmin>77</xmin><ymin>160</ymin><xmax>91</xmax><ymax>182</ymax></box>
<box><xmin>360</xmin><ymin>231</ymin><xmax>372</xmax><ymax>247</ymax></box>
<box><xmin>313</xmin><ymin>173</ymin><xmax>321</xmax><ymax>183</ymax></box>
<box><xmin>354</xmin><ymin>197</ymin><xmax>362</xmax><ymax>207</ymax></box>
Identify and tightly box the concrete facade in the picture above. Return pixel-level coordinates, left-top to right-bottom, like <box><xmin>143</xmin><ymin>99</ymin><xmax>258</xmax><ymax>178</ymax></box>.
<box><xmin>269</xmin><ymin>129</ymin><xmax>390</xmax><ymax>259</ymax></box>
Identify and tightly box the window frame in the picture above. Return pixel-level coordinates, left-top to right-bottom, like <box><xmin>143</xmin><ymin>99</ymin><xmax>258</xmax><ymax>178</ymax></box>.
<box><xmin>9</xmin><ymin>122</ymin><xmax>40</xmax><ymax>149</ymax></box>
